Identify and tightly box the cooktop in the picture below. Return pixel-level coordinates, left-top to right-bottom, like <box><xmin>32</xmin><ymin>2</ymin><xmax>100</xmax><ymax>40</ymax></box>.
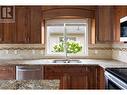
<box><xmin>106</xmin><ymin>68</ymin><xmax>127</xmax><ymax>84</ymax></box>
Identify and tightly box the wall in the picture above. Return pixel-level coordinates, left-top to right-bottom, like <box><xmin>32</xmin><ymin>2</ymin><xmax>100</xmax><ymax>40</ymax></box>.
<box><xmin>112</xmin><ymin>43</ymin><xmax>127</xmax><ymax>63</ymax></box>
<box><xmin>1</xmin><ymin>6</ymin><xmax>126</xmax><ymax>61</ymax></box>
<box><xmin>0</xmin><ymin>6</ymin><xmax>113</xmax><ymax>60</ymax></box>
<box><xmin>0</xmin><ymin>44</ymin><xmax>112</xmax><ymax>59</ymax></box>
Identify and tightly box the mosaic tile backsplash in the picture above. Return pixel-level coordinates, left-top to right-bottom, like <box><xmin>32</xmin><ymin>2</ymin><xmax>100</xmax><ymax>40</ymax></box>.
<box><xmin>112</xmin><ymin>43</ymin><xmax>127</xmax><ymax>63</ymax></box>
<box><xmin>0</xmin><ymin>44</ymin><xmax>113</xmax><ymax>59</ymax></box>
<box><xmin>0</xmin><ymin>43</ymin><xmax>127</xmax><ymax>63</ymax></box>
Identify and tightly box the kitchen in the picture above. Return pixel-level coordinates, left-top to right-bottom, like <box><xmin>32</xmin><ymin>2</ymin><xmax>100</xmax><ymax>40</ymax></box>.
<box><xmin>0</xmin><ymin>6</ymin><xmax>127</xmax><ymax>90</ymax></box>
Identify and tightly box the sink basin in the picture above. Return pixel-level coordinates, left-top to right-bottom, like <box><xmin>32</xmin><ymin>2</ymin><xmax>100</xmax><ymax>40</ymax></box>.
<box><xmin>52</xmin><ymin>59</ymin><xmax>81</xmax><ymax>63</ymax></box>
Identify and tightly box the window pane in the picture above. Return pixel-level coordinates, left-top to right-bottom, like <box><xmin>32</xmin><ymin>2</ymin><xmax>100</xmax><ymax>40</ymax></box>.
<box><xmin>46</xmin><ymin>19</ymin><xmax>88</xmax><ymax>56</ymax></box>
<box><xmin>65</xmin><ymin>24</ymin><xmax>86</xmax><ymax>56</ymax></box>
<box><xmin>47</xmin><ymin>25</ymin><xmax>65</xmax><ymax>55</ymax></box>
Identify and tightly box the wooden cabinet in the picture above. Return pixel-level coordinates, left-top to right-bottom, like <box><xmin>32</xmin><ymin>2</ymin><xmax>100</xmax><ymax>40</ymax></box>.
<box><xmin>96</xmin><ymin>6</ymin><xmax>114</xmax><ymax>43</ymax></box>
<box><xmin>0</xmin><ymin>23</ymin><xmax>15</xmax><ymax>43</ymax></box>
<box><xmin>0</xmin><ymin>23</ymin><xmax>3</xmax><ymax>43</ymax></box>
<box><xmin>15</xmin><ymin>7</ymin><xmax>30</xmax><ymax>43</ymax></box>
<box><xmin>44</xmin><ymin>65</ymin><xmax>105</xmax><ymax>89</ymax></box>
<box><xmin>0</xmin><ymin>6</ymin><xmax>42</xmax><ymax>44</ymax></box>
<box><xmin>15</xmin><ymin>6</ymin><xmax>41</xmax><ymax>43</ymax></box>
<box><xmin>113</xmin><ymin>6</ymin><xmax>127</xmax><ymax>42</ymax></box>
<box><xmin>30</xmin><ymin>7</ymin><xmax>41</xmax><ymax>43</ymax></box>
<box><xmin>0</xmin><ymin>65</ymin><xmax>16</xmax><ymax>80</ymax></box>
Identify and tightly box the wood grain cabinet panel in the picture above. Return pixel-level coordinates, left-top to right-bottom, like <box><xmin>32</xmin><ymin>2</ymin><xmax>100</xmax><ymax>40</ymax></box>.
<box><xmin>44</xmin><ymin>65</ymin><xmax>105</xmax><ymax>89</ymax></box>
<box><xmin>0</xmin><ymin>22</ymin><xmax>15</xmax><ymax>43</ymax></box>
<box><xmin>0</xmin><ymin>65</ymin><xmax>16</xmax><ymax>80</ymax></box>
<box><xmin>15</xmin><ymin>7</ymin><xmax>30</xmax><ymax>43</ymax></box>
<box><xmin>96</xmin><ymin>6</ymin><xmax>114</xmax><ymax>43</ymax></box>
<box><xmin>0</xmin><ymin>6</ymin><xmax>42</xmax><ymax>44</ymax></box>
<box><xmin>15</xmin><ymin>6</ymin><xmax>41</xmax><ymax>44</ymax></box>
<box><xmin>0</xmin><ymin>23</ymin><xmax>3</xmax><ymax>43</ymax></box>
<box><xmin>113</xmin><ymin>6</ymin><xmax>127</xmax><ymax>42</ymax></box>
<box><xmin>30</xmin><ymin>7</ymin><xmax>41</xmax><ymax>43</ymax></box>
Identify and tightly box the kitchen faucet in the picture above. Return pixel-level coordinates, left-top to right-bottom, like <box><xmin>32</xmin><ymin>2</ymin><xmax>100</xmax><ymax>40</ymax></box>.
<box><xmin>64</xmin><ymin>23</ymin><xmax>70</xmax><ymax>63</ymax></box>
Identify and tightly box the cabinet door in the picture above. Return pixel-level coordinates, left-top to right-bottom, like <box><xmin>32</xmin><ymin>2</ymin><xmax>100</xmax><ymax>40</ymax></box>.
<box><xmin>44</xmin><ymin>65</ymin><xmax>105</xmax><ymax>89</ymax></box>
<box><xmin>2</xmin><ymin>23</ymin><xmax>16</xmax><ymax>43</ymax></box>
<box><xmin>64</xmin><ymin>66</ymin><xmax>88</xmax><ymax>89</ymax></box>
<box><xmin>0</xmin><ymin>66</ymin><xmax>16</xmax><ymax>80</ymax></box>
<box><xmin>87</xmin><ymin>66</ymin><xmax>98</xmax><ymax>89</ymax></box>
<box><xmin>0</xmin><ymin>22</ymin><xmax>15</xmax><ymax>43</ymax></box>
<box><xmin>15</xmin><ymin>7</ymin><xmax>30</xmax><ymax>43</ymax></box>
<box><xmin>44</xmin><ymin>65</ymin><xmax>89</xmax><ymax>89</ymax></box>
<box><xmin>30</xmin><ymin>7</ymin><xmax>41</xmax><ymax>43</ymax></box>
<box><xmin>96</xmin><ymin>66</ymin><xmax>105</xmax><ymax>89</ymax></box>
<box><xmin>0</xmin><ymin>23</ymin><xmax>3</xmax><ymax>43</ymax></box>
<box><xmin>96</xmin><ymin>6</ymin><xmax>113</xmax><ymax>43</ymax></box>
<box><xmin>113</xmin><ymin>6</ymin><xmax>127</xmax><ymax>42</ymax></box>
<box><xmin>44</xmin><ymin>66</ymin><xmax>67</xmax><ymax>89</ymax></box>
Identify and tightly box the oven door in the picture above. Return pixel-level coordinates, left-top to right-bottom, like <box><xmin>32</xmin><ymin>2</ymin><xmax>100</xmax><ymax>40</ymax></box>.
<box><xmin>105</xmin><ymin>75</ymin><xmax>121</xmax><ymax>89</ymax></box>
<box><xmin>105</xmin><ymin>71</ymin><xmax>127</xmax><ymax>90</ymax></box>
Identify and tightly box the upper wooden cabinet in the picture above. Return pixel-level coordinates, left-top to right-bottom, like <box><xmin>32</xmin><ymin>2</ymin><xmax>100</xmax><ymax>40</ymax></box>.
<box><xmin>2</xmin><ymin>6</ymin><xmax>126</xmax><ymax>44</ymax></box>
<box><xmin>30</xmin><ymin>7</ymin><xmax>41</xmax><ymax>43</ymax></box>
<box><xmin>0</xmin><ymin>22</ymin><xmax>16</xmax><ymax>43</ymax></box>
<box><xmin>96</xmin><ymin>6</ymin><xmax>114</xmax><ymax>43</ymax></box>
<box><xmin>15</xmin><ymin>7</ymin><xmax>30</xmax><ymax>43</ymax></box>
<box><xmin>15</xmin><ymin>6</ymin><xmax>41</xmax><ymax>44</ymax></box>
<box><xmin>0</xmin><ymin>6</ymin><xmax>42</xmax><ymax>44</ymax></box>
<box><xmin>96</xmin><ymin>6</ymin><xmax>127</xmax><ymax>43</ymax></box>
<box><xmin>113</xmin><ymin>6</ymin><xmax>127</xmax><ymax>42</ymax></box>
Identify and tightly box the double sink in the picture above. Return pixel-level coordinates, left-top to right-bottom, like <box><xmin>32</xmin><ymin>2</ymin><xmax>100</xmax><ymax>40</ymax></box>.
<box><xmin>52</xmin><ymin>59</ymin><xmax>82</xmax><ymax>63</ymax></box>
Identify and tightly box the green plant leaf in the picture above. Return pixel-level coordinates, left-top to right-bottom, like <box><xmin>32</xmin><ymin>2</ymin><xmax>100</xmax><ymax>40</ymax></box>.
<box><xmin>53</xmin><ymin>40</ymin><xmax>82</xmax><ymax>54</ymax></box>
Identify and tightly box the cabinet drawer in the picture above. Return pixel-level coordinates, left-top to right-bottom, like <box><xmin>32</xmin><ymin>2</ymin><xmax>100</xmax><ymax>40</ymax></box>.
<box><xmin>0</xmin><ymin>66</ymin><xmax>16</xmax><ymax>80</ymax></box>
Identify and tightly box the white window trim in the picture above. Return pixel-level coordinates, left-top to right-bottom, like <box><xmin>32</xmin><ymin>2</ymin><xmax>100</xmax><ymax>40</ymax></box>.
<box><xmin>45</xmin><ymin>19</ymin><xmax>88</xmax><ymax>57</ymax></box>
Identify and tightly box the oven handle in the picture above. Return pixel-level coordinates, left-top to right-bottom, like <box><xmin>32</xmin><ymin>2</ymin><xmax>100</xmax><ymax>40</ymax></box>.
<box><xmin>105</xmin><ymin>71</ymin><xmax>127</xmax><ymax>89</ymax></box>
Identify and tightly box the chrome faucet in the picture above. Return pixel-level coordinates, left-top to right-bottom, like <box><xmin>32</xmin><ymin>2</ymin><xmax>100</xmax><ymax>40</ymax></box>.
<box><xmin>64</xmin><ymin>23</ymin><xmax>70</xmax><ymax>63</ymax></box>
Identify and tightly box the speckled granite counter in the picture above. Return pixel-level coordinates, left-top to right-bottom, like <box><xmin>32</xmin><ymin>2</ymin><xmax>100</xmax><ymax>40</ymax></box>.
<box><xmin>0</xmin><ymin>59</ymin><xmax>127</xmax><ymax>69</ymax></box>
<box><xmin>0</xmin><ymin>80</ymin><xmax>60</xmax><ymax>89</ymax></box>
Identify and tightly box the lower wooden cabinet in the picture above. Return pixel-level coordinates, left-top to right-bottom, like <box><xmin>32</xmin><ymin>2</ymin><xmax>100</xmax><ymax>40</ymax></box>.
<box><xmin>44</xmin><ymin>65</ymin><xmax>105</xmax><ymax>89</ymax></box>
<box><xmin>0</xmin><ymin>64</ymin><xmax>105</xmax><ymax>89</ymax></box>
<box><xmin>0</xmin><ymin>65</ymin><xmax>16</xmax><ymax>80</ymax></box>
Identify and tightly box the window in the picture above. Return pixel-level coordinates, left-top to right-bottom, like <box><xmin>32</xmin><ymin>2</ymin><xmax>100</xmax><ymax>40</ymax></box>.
<box><xmin>46</xmin><ymin>19</ymin><xmax>88</xmax><ymax>57</ymax></box>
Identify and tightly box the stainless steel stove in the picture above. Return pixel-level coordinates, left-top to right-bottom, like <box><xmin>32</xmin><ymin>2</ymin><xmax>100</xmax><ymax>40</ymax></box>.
<box><xmin>105</xmin><ymin>68</ymin><xmax>127</xmax><ymax>89</ymax></box>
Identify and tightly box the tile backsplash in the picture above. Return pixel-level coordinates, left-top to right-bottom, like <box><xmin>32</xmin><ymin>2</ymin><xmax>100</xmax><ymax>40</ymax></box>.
<box><xmin>0</xmin><ymin>44</ymin><xmax>113</xmax><ymax>59</ymax></box>
<box><xmin>0</xmin><ymin>43</ymin><xmax>126</xmax><ymax>63</ymax></box>
<box><xmin>0</xmin><ymin>44</ymin><xmax>45</xmax><ymax>59</ymax></box>
<box><xmin>87</xmin><ymin>44</ymin><xmax>112</xmax><ymax>59</ymax></box>
<box><xmin>112</xmin><ymin>43</ymin><xmax>127</xmax><ymax>63</ymax></box>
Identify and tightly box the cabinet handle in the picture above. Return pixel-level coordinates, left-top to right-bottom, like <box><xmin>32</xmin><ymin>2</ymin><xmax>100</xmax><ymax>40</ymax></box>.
<box><xmin>25</xmin><ymin>37</ymin><xmax>27</xmax><ymax>42</ymax></box>
<box><xmin>0</xmin><ymin>38</ymin><xmax>2</xmax><ymax>41</ymax></box>
<box><xmin>28</xmin><ymin>37</ymin><xmax>30</xmax><ymax>42</ymax></box>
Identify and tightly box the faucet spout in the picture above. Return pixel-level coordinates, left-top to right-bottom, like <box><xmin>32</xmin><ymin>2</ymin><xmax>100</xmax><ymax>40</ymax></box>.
<box><xmin>64</xmin><ymin>23</ymin><xmax>69</xmax><ymax>62</ymax></box>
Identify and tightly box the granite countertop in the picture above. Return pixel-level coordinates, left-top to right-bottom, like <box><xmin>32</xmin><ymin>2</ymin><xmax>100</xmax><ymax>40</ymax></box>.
<box><xmin>0</xmin><ymin>80</ymin><xmax>60</xmax><ymax>89</ymax></box>
<box><xmin>0</xmin><ymin>59</ymin><xmax>127</xmax><ymax>68</ymax></box>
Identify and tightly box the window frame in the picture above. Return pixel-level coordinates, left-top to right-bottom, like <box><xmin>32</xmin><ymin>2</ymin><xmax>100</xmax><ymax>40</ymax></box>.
<box><xmin>45</xmin><ymin>19</ymin><xmax>88</xmax><ymax>58</ymax></box>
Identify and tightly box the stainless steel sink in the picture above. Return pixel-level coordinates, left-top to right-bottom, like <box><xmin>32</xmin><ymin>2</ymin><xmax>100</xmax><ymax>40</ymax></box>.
<box><xmin>52</xmin><ymin>59</ymin><xmax>81</xmax><ymax>63</ymax></box>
